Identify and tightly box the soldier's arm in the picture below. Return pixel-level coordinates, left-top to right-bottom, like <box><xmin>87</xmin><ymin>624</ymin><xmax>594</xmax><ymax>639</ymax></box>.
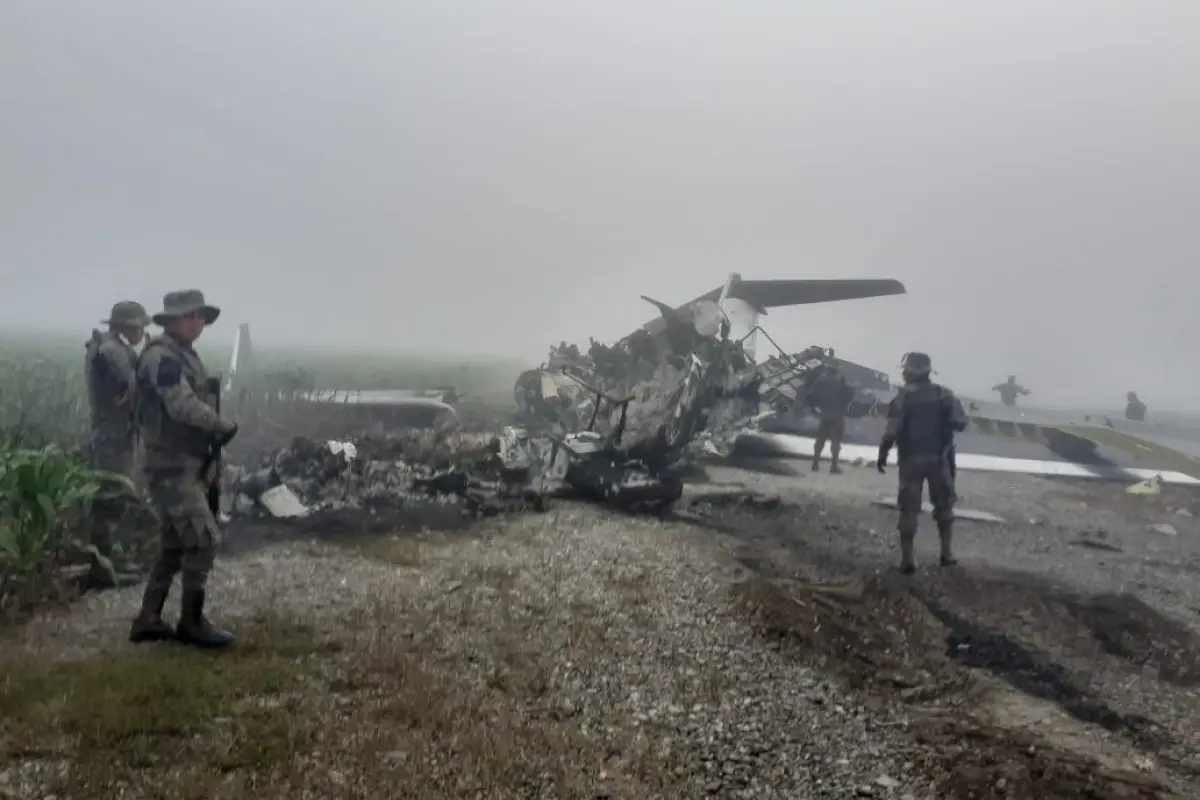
<box><xmin>945</xmin><ymin>392</ymin><xmax>968</xmax><ymax>431</ymax></box>
<box><xmin>98</xmin><ymin>340</ymin><xmax>137</xmax><ymax>404</ymax></box>
<box><xmin>881</xmin><ymin>393</ymin><xmax>905</xmax><ymax>448</ymax></box>
<box><xmin>142</xmin><ymin>350</ymin><xmax>233</xmax><ymax>434</ymax></box>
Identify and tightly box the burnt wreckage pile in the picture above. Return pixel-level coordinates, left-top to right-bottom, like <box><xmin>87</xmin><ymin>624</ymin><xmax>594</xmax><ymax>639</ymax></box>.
<box><xmin>225</xmin><ymin>329</ymin><xmax>860</xmax><ymax>522</ymax></box>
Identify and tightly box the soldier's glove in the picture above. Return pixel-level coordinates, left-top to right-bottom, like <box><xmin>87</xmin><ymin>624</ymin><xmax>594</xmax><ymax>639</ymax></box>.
<box><xmin>213</xmin><ymin>423</ymin><xmax>238</xmax><ymax>448</ymax></box>
<box><xmin>876</xmin><ymin>445</ymin><xmax>889</xmax><ymax>474</ymax></box>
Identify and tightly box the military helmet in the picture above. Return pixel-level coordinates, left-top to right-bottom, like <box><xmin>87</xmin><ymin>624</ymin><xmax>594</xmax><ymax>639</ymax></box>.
<box><xmin>900</xmin><ymin>351</ymin><xmax>932</xmax><ymax>376</ymax></box>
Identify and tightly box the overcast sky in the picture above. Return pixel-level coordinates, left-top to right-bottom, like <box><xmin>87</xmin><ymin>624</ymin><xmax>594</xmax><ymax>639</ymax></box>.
<box><xmin>2</xmin><ymin>2</ymin><xmax>1197</xmax><ymax>407</ymax></box>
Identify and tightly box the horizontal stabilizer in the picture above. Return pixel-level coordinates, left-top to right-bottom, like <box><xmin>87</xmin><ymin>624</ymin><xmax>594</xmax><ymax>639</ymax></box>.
<box><xmin>641</xmin><ymin>277</ymin><xmax>906</xmax><ymax>337</ymax></box>
<box><xmin>728</xmin><ymin>278</ymin><xmax>907</xmax><ymax>312</ymax></box>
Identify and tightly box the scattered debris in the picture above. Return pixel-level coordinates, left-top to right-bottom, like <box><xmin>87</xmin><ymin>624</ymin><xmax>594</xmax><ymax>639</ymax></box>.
<box><xmin>1149</xmin><ymin>523</ymin><xmax>1178</xmax><ymax>537</ymax></box>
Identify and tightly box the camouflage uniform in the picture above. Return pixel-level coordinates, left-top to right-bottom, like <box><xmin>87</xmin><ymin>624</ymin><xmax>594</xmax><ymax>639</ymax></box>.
<box><xmin>877</xmin><ymin>353</ymin><xmax>967</xmax><ymax>574</ymax></box>
<box><xmin>129</xmin><ymin>290</ymin><xmax>237</xmax><ymax>648</ymax></box>
<box><xmin>83</xmin><ymin>301</ymin><xmax>152</xmax><ymax>589</ymax></box>
<box><xmin>807</xmin><ymin>367</ymin><xmax>854</xmax><ymax>473</ymax></box>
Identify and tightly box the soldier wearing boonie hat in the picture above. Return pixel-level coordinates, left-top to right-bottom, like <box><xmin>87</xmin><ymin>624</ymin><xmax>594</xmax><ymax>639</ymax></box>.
<box><xmin>129</xmin><ymin>290</ymin><xmax>238</xmax><ymax>648</ymax></box>
<box><xmin>83</xmin><ymin>300</ymin><xmax>153</xmax><ymax>591</ymax></box>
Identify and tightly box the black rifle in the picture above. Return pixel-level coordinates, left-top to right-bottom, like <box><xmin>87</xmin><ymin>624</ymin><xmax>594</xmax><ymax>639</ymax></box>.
<box><xmin>201</xmin><ymin>375</ymin><xmax>223</xmax><ymax>516</ymax></box>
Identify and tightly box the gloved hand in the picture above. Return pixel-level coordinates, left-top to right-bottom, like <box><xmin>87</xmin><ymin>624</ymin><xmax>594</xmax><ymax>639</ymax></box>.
<box><xmin>876</xmin><ymin>446</ymin><xmax>889</xmax><ymax>474</ymax></box>
<box><xmin>213</xmin><ymin>422</ymin><xmax>238</xmax><ymax>448</ymax></box>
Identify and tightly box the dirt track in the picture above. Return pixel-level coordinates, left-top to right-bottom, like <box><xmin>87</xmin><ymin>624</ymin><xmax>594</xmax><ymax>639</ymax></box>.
<box><xmin>685</xmin><ymin>460</ymin><xmax>1200</xmax><ymax>798</ymax></box>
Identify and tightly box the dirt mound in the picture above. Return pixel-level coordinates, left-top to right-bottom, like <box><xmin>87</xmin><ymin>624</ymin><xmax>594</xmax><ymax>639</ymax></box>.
<box><xmin>733</xmin><ymin>575</ymin><xmax>946</xmax><ymax>690</ymax></box>
<box><xmin>928</xmin><ymin>722</ymin><xmax>1172</xmax><ymax>800</ymax></box>
<box><xmin>1056</xmin><ymin>592</ymin><xmax>1200</xmax><ymax>687</ymax></box>
<box><xmin>733</xmin><ymin>573</ymin><xmax>1181</xmax><ymax>799</ymax></box>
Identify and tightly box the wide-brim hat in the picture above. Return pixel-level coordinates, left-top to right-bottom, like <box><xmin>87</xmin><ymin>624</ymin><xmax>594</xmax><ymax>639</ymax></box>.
<box><xmin>102</xmin><ymin>300</ymin><xmax>152</xmax><ymax>327</ymax></box>
<box><xmin>152</xmin><ymin>289</ymin><xmax>221</xmax><ymax>326</ymax></box>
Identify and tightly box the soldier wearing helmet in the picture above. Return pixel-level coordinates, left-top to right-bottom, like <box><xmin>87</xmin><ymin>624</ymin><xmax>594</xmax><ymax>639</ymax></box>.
<box><xmin>877</xmin><ymin>352</ymin><xmax>967</xmax><ymax>574</ymax></box>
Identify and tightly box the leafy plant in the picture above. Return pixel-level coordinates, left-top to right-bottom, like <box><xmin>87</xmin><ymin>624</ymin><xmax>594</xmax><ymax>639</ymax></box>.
<box><xmin>0</xmin><ymin>445</ymin><xmax>135</xmax><ymax>612</ymax></box>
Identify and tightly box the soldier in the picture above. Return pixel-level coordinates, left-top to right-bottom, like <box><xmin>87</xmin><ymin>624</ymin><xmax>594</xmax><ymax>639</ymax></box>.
<box><xmin>991</xmin><ymin>374</ymin><xmax>1030</xmax><ymax>407</ymax></box>
<box><xmin>83</xmin><ymin>301</ymin><xmax>152</xmax><ymax>590</ymax></box>
<box><xmin>806</xmin><ymin>364</ymin><xmax>855</xmax><ymax>473</ymax></box>
<box><xmin>1125</xmin><ymin>391</ymin><xmax>1147</xmax><ymax>422</ymax></box>
<box><xmin>877</xmin><ymin>352</ymin><xmax>967</xmax><ymax>575</ymax></box>
<box><xmin>129</xmin><ymin>290</ymin><xmax>238</xmax><ymax>648</ymax></box>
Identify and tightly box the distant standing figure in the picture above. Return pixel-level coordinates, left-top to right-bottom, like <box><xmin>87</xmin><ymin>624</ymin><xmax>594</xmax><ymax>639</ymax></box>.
<box><xmin>806</xmin><ymin>365</ymin><xmax>855</xmax><ymax>474</ymax></box>
<box><xmin>129</xmin><ymin>290</ymin><xmax>239</xmax><ymax>648</ymax></box>
<box><xmin>991</xmin><ymin>375</ymin><xmax>1030</xmax><ymax>407</ymax></box>
<box><xmin>877</xmin><ymin>352</ymin><xmax>967</xmax><ymax>575</ymax></box>
<box><xmin>83</xmin><ymin>301</ymin><xmax>152</xmax><ymax>590</ymax></box>
<box><xmin>1125</xmin><ymin>391</ymin><xmax>1147</xmax><ymax>422</ymax></box>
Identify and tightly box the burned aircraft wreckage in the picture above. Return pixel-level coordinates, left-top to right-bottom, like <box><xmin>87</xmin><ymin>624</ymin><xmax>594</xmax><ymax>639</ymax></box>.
<box><xmin>219</xmin><ymin>269</ymin><xmax>1200</xmax><ymax>526</ymax></box>
<box><xmin>222</xmin><ymin>273</ymin><xmax>909</xmax><ymax>519</ymax></box>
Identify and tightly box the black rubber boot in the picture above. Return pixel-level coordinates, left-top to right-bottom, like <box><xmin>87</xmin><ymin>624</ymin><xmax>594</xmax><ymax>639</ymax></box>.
<box><xmin>129</xmin><ymin>585</ymin><xmax>176</xmax><ymax>643</ymax></box>
<box><xmin>938</xmin><ymin>520</ymin><xmax>958</xmax><ymax>567</ymax></box>
<box><xmin>176</xmin><ymin>590</ymin><xmax>235</xmax><ymax>649</ymax></box>
<box><xmin>899</xmin><ymin>529</ymin><xmax>917</xmax><ymax>575</ymax></box>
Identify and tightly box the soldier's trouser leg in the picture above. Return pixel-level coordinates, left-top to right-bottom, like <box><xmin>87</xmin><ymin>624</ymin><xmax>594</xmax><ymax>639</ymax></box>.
<box><xmin>928</xmin><ymin>460</ymin><xmax>958</xmax><ymax>566</ymax></box>
<box><xmin>812</xmin><ymin>419</ymin><xmax>831</xmax><ymax>470</ymax></box>
<box><xmin>144</xmin><ymin>473</ymin><xmax>234</xmax><ymax>649</ymax></box>
<box><xmin>829</xmin><ymin>418</ymin><xmax>845</xmax><ymax>474</ymax></box>
<box><xmin>87</xmin><ymin>441</ymin><xmax>140</xmax><ymax>590</ymax></box>
<box><xmin>131</xmin><ymin>532</ymin><xmax>180</xmax><ymax>643</ymax></box>
<box><xmin>896</xmin><ymin>463</ymin><xmax>925</xmax><ymax>574</ymax></box>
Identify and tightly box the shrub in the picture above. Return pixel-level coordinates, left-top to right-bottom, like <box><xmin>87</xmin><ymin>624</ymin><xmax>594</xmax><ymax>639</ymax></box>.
<box><xmin>0</xmin><ymin>444</ymin><xmax>135</xmax><ymax>614</ymax></box>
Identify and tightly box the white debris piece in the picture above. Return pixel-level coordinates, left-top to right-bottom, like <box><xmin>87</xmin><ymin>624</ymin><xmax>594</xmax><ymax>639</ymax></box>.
<box><xmin>1149</xmin><ymin>523</ymin><xmax>1178</xmax><ymax>537</ymax></box>
<box><xmin>1126</xmin><ymin>475</ymin><xmax>1163</xmax><ymax>495</ymax></box>
<box><xmin>259</xmin><ymin>484</ymin><xmax>310</xmax><ymax>518</ymax></box>
<box><xmin>872</xmin><ymin>498</ymin><xmax>1006</xmax><ymax>524</ymax></box>
<box><xmin>327</xmin><ymin>440</ymin><xmax>358</xmax><ymax>461</ymax></box>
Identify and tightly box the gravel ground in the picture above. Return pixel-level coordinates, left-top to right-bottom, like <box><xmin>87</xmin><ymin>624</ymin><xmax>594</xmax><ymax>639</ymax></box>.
<box><xmin>2</xmin><ymin>458</ymin><xmax>1199</xmax><ymax>798</ymax></box>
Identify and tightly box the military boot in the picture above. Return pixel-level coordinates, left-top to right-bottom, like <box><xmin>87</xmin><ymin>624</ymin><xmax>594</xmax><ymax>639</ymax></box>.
<box><xmin>176</xmin><ymin>590</ymin><xmax>235</xmax><ymax>649</ymax></box>
<box><xmin>899</xmin><ymin>529</ymin><xmax>917</xmax><ymax>575</ymax></box>
<box><xmin>937</xmin><ymin>519</ymin><xmax>958</xmax><ymax>567</ymax></box>
<box><xmin>129</xmin><ymin>584</ymin><xmax>176</xmax><ymax>643</ymax></box>
<box><xmin>829</xmin><ymin>447</ymin><xmax>843</xmax><ymax>474</ymax></box>
<box><xmin>810</xmin><ymin>456</ymin><xmax>821</xmax><ymax>472</ymax></box>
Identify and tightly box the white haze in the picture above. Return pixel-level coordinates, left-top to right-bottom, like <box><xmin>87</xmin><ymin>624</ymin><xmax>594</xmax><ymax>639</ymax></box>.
<box><xmin>1</xmin><ymin>1</ymin><xmax>1197</xmax><ymax>408</ymax></box>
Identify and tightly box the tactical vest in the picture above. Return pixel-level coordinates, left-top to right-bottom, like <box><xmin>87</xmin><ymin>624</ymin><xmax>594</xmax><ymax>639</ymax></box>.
<box><xmin>135</xmin><ymin>337</ymin><xmax>216</xmax><ymax>465</ymax></box>
<box><xmin>895</xmin><ymin>381</ymin><xmax>955</xmax><ymax>458</ymax></box>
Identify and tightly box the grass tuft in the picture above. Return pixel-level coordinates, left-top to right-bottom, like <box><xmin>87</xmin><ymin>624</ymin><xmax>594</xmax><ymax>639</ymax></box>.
<box><xmin>0</xmin><ymin>615</ymin><xmax>337</xmax><ymax>775</ymax></box>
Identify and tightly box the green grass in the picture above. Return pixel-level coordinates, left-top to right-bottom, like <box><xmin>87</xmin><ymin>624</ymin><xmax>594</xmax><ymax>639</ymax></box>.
<box><xmin>0</xmin><ymin>331</ymin><xmax>527</xmax><ymax>448</ymax></box>
<box><xmin>0</xmin><ymin>614</ymin><xmax>339</xmax><ymax>788</ymax></box>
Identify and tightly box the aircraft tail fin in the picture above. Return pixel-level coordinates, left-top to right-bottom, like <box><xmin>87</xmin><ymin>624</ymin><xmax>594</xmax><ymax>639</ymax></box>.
<box><xmin>225</xmin><ymin>322</ymin><xmax>253</xmax><ymax>394</ymax></box>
